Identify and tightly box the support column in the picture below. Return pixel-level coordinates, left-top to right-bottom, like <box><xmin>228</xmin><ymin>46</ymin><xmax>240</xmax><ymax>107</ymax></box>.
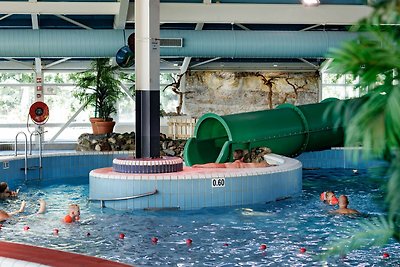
<box><xmin>135</xmin><ymin>0</ymin><xmax>160</xmax><ymax>158</ymax></box>
<box><xmin>34</xmin><ymin>58</ymin><xmax>44</xmax><ymax>135</ymax></box>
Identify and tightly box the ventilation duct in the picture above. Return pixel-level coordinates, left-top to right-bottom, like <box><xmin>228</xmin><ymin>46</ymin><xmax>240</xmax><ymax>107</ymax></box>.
<box><xmin>0</xmin><ymin>29</ymin><xmax>359</xmax><ymax>58</ymax></box>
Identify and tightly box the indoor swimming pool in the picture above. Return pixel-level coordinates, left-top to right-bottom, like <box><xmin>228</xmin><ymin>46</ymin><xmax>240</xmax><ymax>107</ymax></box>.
<box><xmin>0</xmin><ymin>167</ymin><xmax>397</xmax><ymax>266</ymax></box>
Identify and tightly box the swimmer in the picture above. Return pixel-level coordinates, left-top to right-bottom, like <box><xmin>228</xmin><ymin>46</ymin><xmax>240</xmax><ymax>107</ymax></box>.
<box><xmin>0</xmin><ymin>199</ymin><xmax>45</xmax><ymax>222</ymax></box>
<box><xmin>320</xmin><ymin>191</ymin><xmax>339</xmax><ymax>205</ymax></box>
<box><xmin>330</xmin><ymin>195</ymin><xmax>360</xmax><ymax>215</ymax></box>
<box><xmin>64</xmin><ymin>204</ymin><xmax>80</xmax><ymax>223</ymax></box>
<box><xmin>240</xmin><ymin>208</ymin><xmax>273</xmax><ymax>216</ymax></box>
<box><xmin>0</xmin><ymin>182</ymin><xmax>19</xmax><ymax>198</ymax></box>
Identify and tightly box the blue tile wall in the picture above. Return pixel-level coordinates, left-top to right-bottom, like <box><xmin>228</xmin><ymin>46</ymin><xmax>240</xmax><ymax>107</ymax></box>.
<box><xmin>0</xmin><ymin>152</ymin><xmax>130</xmax><ymax>190</ymax></box>
<box><xmin>296</xmin><ymin>149</ymin><xmax>387</xmax><ymax>169</ymax></box>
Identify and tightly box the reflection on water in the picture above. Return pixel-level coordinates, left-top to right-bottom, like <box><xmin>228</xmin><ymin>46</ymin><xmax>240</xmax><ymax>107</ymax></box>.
<box><xmin>0</xmin><ymin>168</ymin><xmax>398</xmax><ymax>266</ymax></box>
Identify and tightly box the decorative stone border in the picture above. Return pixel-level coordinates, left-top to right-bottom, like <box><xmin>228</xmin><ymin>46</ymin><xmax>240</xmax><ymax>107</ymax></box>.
<box><xmin>112</xmin><ymin>157</ymin><xmax>183</xmax><ymax>174</ymax></box>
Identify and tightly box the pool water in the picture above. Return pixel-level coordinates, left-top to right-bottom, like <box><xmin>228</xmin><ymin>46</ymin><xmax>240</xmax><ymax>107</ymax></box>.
<box><xmin>1</xmin><ymin>168</ymin><xmax>399</xmax><ymax>266</ymax></box>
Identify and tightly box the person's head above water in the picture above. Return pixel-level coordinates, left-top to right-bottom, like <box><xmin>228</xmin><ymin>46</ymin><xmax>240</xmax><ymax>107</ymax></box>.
<box><xmin>64</xmin><ymin>204</ymin><xmax>80</xmax><ymax>223</ymax></box>
<box><xmin>338</xmin><ymin>195</ymin><xmax>349</xmax><ymax>208</ymax></box>
<box><xmin>0</xmin><ymin>182</ymin><xmax>8</xmax><ymax>193</ymax></box>
<box><xmin>233</xmin><ymin>149</ymin><xmax>244</xmax><ymax>161</ymax></box>
<box><xmin>320</xmin><ymin>191</ymin><xmax>339</xmax><ymax>205</ymax></box>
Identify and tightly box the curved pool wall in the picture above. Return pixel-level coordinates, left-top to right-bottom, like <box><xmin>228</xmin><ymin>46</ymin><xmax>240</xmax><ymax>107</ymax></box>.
<box><xmin>0</xmin><ymin>151</ymin><xmax>131</xmax><ymax>190</ymax></box>
<box><xmin>0</xmin><ymin>148</ymin><xmax>387</xmax><ymax>209</ymax></box>
<box><xmin>89</xmin><ymin>154</ymin><xmax>302</xmax><ymax>210</ymax></box>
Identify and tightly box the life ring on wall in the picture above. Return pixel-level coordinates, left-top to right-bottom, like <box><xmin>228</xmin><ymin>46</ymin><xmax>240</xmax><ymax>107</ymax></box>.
<box><xmin>29</xmin><ymin>101</ymin><xmax>49</xmax><ymax>125</ymax></box>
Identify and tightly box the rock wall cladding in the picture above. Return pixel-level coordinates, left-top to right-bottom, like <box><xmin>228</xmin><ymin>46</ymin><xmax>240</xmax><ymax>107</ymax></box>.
<box><xmin>184</xmin><ymin>71</ymin><xmax>319</xmax><ymax>117</ymax></box>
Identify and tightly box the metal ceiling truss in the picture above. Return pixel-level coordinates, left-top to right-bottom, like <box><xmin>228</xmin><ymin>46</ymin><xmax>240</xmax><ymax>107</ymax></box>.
<box><xmin>0</xmin><ymin>2</ymin><xmax>371</xmax><ymax>25</ymax></box>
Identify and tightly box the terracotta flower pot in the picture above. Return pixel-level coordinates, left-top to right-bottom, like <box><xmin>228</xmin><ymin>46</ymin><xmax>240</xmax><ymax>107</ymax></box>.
<box><xmin>95</xmin><ymin>120</ymin><xmax>116</xmax><ymax>135</ymax></box>
<box><xmin>89</xmin><ymin>117</ymin><xmax>104</xmax><ymax>135</ymax></box>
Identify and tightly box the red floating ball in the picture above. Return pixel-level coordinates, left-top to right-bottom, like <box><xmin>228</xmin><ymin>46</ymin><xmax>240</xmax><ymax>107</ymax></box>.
<box><xmin>186</xmin><ymin>238</ymin><xmax>192</xmax><ymax>245</ymax></box>
<box><xmin>119</xmin><ymin>233</ymin><xmax>125</xmax><ymax>239</ymax></box>
<box><xmin>259</xmin><ymin>244</ymin><xmax>267</xmax><ymax>250</ymax></box>
<box><xmin>64</xmin><ymin>215</ymin><xmax>73</xmax><ymax>223</ymax></box>
<box><xmin>86</xmin><ymin>232</ymin><xmax>91</xmax><ymax>237</ymax></box>
<box><xmin>151</xmin><ymin>237</ymin><xmax>158</xmax><ymax>243</ymax></box>
<box><xmin>223</xmin><ymin>243</ymin><xmax>229</xmax><ymax>247</ymax></box>
<box><xmin>383</xmin><ymin>252</ymin><xmax>390</xmax><ymax>258</ymax></box>
<box><xmin>23</xmin><ymin>226</ymin><xmax>30</xmax><ymax>231</ymax></box>
<box><xmin>300</xmin><ymin>247</ymin><xmax>307</xmax><ymax>253</ymax></box>
<box><xmin>53</xmin><ymin>228</ymin><xmax>59</xmax><ymax>235</ymax></box>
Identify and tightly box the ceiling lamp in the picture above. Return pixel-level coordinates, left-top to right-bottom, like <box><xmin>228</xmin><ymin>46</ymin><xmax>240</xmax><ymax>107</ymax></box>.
<box><xmin>301</xmin><ymin>0</ymin><xmax>320</xmax><ymax>6</ymax></box>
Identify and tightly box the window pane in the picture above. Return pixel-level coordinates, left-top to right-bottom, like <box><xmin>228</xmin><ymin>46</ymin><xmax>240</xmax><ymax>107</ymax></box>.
<box><xmin>322</xmin><ymin>85</ymin><xmax>346</xmax><ymax>100</ymax></box>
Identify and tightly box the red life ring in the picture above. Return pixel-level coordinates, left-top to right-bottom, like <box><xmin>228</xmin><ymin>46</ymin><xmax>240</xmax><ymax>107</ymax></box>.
<box><xmin>29</xmin><ymin>101</ymin><xmax>49</xmax><ymax>125</ymax></box>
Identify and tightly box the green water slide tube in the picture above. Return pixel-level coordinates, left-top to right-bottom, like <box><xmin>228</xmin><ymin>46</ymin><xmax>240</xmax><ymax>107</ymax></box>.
<box><xmin>184</xmin><ymin>97</ymin><xmax>365</xmax><ymax>166</ymax></box>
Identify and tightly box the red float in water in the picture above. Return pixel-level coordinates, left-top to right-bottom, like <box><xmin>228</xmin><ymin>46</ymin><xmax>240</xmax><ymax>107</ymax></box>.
<box><xmin>186</xmin><ymin>239</ymin><xmax>192</xmax><ymax>245</ymax></box>
<box><xmin>53</xmin><ymin>229</ymin><xmax>59</xmax><ymax>235</ymax></box>
<box><xmin>119</xmin><ymin>233</ymin><xmax>125</xmax><ymax>239</ymax></box>
<box><xmin>86</xmin><ymin>232</ymin><xmax>91</xmax><ymax>237</ymax></box>
<box><xmin>300</xmin><ymin>247</ymin><xmax>306</xmax><ymax>253</ymax></box>
<box><xmin>259</xmin><ymin>244</ymin><xmax>267</xmax><ymax>250</ymax></box>
<box><xmin>151</xmin><ymin>237</ymin><xmax>158</xmax><ymax>243</ymax></box>
<box><xmin>383</xmin><ymin>252</ymin><xmax>390</xmax><ymax>258</ymax></box>
<box><xmin>23</xmin><ymin>226</ymin><xmax>30</xmax><ymax>231</ymax></box>
<box><xmin>223</xmin><ymin>243</ymin><xmax>229</xmax><ymax>247</ymax></box>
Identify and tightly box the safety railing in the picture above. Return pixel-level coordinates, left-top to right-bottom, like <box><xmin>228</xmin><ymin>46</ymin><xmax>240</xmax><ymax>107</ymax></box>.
<box><xmin>14</xmin><ymin>132</ymin><xmax>28</xmax><ymax>179</ymax></box>
<box><xmin>29</xmin><ymin>130</ymin><xmax>43</xmax><ymax>180</ymax></box>
<box><xmin>89</xmin><ymin>189</ymin><xmax>158</xmax><ymax>208</ymax></box>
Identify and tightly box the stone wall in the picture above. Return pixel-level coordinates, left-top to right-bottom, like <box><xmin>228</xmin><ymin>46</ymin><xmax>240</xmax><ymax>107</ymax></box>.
<box><xmin>184</xmin><ymin>71</ymin><xmax>320</xmax><ymax>118</ymax></box>
<box><xmin>76</xmin><ymin>132</ymin><xmax>186</xmax><ymax>157</ymax></box>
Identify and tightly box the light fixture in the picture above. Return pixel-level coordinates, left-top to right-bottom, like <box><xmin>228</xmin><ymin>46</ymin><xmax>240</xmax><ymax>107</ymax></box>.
<box><xmin>301</xmin><ymin>0</ymin><xmax>320</xmax><ymax>6</ymax></box>
<box><xmin>273</xmin><ymin>64</ymin><xmax>278</xmax><ymax>67</ymax></box>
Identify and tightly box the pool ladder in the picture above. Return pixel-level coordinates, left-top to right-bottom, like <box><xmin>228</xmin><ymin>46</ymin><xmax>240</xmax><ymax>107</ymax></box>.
<box><xmin>15</xmin><ymin>131</ymin><xmax>43</xmax><ymax>181</ymax></box>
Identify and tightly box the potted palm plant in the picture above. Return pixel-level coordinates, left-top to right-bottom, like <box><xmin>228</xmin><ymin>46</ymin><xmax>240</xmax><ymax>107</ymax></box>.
<box><xmin>72</xmin><ymin>58</ymin><xmax>123</xmax><ymax>134</ymax></box>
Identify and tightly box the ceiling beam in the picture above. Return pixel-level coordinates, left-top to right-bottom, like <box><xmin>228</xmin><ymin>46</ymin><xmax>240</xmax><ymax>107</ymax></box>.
<box><xmin>0</xmin><ymin>2</ymin><xmax>372</xmax><ymax>25</ymax></box>
<box><xmin>127</xmin><ymin>3</ymin><xmax>372</xmax><ymax>25</ymax></box>
<box><xmin>191</xmin><ymin>57</ymin><xmax>221</xmax><ymax>68</ymax></box>
<box><xmin>55</xmin><ymin>14</ymin><xmax>92</xmax><ymax>29</ymax></box>
<box><xmin>320</xmin><ymin>58</ymin><xmax>334</xmax><ymax>72</ymax></box>
<box><xmin>0</xmin><ymin>2</ymin><xmax>120</xmax><ymax>15</ymax></box>
<box><xmin>0</xmin><ymin>14</ymin><xmax>13</xmax><ymax>21</ymax></box>
<box><xmin>298</xmin><ymin>58</ymin><xmax>319</xmax><ymax>69</ymax></box>
<box><xmin>114</xmin><ymin>0</ymin><xmax>130</xmax><ymax>29</ymax></box>
<box><xmin>2</xmin><ymin>58</ymin><xmax>34</xmax><ymax>69</ymax></box>
<box><xmin>43</xmin><ymin>58</ymin><xmax>72</xmax><ymax>69</ymax></box>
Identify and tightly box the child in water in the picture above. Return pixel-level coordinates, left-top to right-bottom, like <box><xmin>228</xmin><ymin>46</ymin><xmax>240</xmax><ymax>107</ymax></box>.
<box><xmin>320</xmin><ymin>191</ymin><xmax>339</xmax><ymax>205</ymax></box>
<box><xmin>0</xmin><ymin>182</ymin><xmax>19</xmax><ymax>199</ymax></box>
<box><xmin>0</xmin><ymin>199</ymin><xmax>46</xmax><ymax>222</ymax></box>
<box><xmin>64</xmin><ymin>204</ymin><xmax>80</xmax><ymax>223</ymax></box>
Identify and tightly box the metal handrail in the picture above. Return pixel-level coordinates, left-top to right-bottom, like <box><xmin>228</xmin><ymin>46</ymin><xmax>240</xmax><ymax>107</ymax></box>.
<box><xmin>15</xmin><ymin>132</ymin><xmax>28</xmax><ymax>177</ymax></box>
<box><xmin>90</xmin><ymin>189</ymin><xmax>158</xmax><ymax>208</ymax></box>
<box><xmin>29</xmin><ymin>130</ymin><xmax>43</xmax><ymax>180</ymax></box>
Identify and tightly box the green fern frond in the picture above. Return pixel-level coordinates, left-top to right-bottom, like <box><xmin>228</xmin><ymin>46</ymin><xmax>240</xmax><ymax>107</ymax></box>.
<box><xmin>387</xmin><ymin>160</ymin><xmax>400</xmax><ymax>218</ymax></box>
<box><xmin>321</xmin><ymin>216</ymin><xmax>394</xmax><ymax>259</ymax></box>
